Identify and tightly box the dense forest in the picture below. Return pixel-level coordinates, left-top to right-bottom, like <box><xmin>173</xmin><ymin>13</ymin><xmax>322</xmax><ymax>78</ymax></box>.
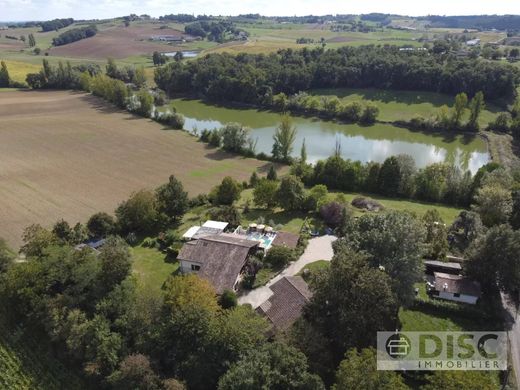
<box><xmin>154</xmin><ymin>46</ymin><xmax>520</xmax><ymax>105</ymax></box>
<box><xmin>52</xmin><ymin>25</ymin><xmax>98</xmax><ymax>46</ymax></box>
<box><xmin>41</xmin><ymin>18</ymin><xmax>74</xmax><ymax>32</ymax></box>
<box><xmin>420</xmin><ymin>15</ymin><xmax>520</xmax><ymax>31</ymax></box>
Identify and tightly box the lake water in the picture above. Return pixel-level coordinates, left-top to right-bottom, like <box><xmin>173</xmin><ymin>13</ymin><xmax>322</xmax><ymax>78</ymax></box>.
<box><xmin>163</xmin><ymin>51</ymin><xmax>199</xmax><ymax>58</ymax></box>
<box><xmin>171</xmin><ymin>99</ymin><xmax>490</xmax><ymax>173</ymax></box>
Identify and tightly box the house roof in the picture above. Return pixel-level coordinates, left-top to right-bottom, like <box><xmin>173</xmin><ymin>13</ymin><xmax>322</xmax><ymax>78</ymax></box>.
<box><xmin>424</xmin><ymin>260</ymin><xmax>462</xmax><ymax>271</ymax></box>
<box><xmin>86</xmin><ymin>238</ymin><xmax>106</xmax><ymax>249</ymax></box>
<box><xmin>434</xmin><ymin>272</ymin><xmax>481</xmax><ymax>298</ymax></box>
<box><xmin>202</xmin><ymin>220</ymin><xmax>229</xmax><ymax>230</ymax></box>
<box><xmin>256</xmin><ymin>276</ymin><xmax>312</xmax><ymax>332</ymax></box>
<box><xmin>192</xmin><ymin>226</ymin><xmax>224</xmax><ymax>240</ymax></box>
<box><xmin>272</xmin><ymin>231</ymin><xmax>299</xmax><ymax>249</ymax></box>
<box><xmin>178</xmin><ymin>234</ymin><xmax>259</xmax><ymax>294</ymax></box>
<box><xmin>182</xmin><ymin>226</ymin><xmax>201</xmax><ymax>239</ymax></box>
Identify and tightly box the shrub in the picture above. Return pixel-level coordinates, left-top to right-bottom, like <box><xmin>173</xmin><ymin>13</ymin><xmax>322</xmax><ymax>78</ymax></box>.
<box><xmin>319</xmin><ymin>201</ymin><xmax>345</xmax><ymax>227</ymax></box>
<box><xmin>219</xmin><ymin>289</ymin><xmax>238</xmax><ymax>309</ymax></box>
<box><xmin>189</xmin><ymin>194</ymin><xmax>208</xmax><ymax>207</ymax></box>
<box><xmin>265</xmin><ymin>246</ymin><xmax>296</xmax><ymax>269</ymax></box>
<box><xmin>87</xmin><ymin>212</ymin><xmax>116</xmax><ymax>238</ymax></box>
<box><xmin>359</xmin><ymin>103</ymin><xmax>379</xmax><ymax>125</ymax></box>
<box><xmin>141</xmin><ymin>237</ymin><xmax>157</xmax><ymax>248</ymax></box>
<box><xmin>154</xmin><ymin>110</ymin><xmax>185</xmax><ymax>129</ymax></box>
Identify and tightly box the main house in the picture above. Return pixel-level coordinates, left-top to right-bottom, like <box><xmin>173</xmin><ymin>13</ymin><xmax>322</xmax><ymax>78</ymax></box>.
<box><xmin>178</xmin><ymin>233</ymin><xmax>260</xmax><ymax>294</ymax></box>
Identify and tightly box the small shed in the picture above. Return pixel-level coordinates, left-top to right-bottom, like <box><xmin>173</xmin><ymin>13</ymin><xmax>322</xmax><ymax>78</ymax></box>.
<box><xmin>430</xmin><ymin>272</ymin><xmax>481</xmax><ymax>304</ymax></box>
<box><xmin>272</xmin><ymin>231</ymin><xmax>299</xmax><ymax>249</ymax></box>
<box><xmin>424</xmin><ymin>260</ymin><xmax>462</xmax><ymax>276</ymax></box>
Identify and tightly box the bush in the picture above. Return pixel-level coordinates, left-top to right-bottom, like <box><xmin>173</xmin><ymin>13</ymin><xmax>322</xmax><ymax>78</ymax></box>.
<box><xmin>209</xmin><ymin>130</ymin><xmax>221</xmax><ymax>147</ymax></box>
<box><xmin>87</xmin><ymin>212</ymin><xmax>116</xmax><ymax>238</ymax></box>
<box><xmin>189</xmin><ymin>194</ymin><xmax>209</xmax><ymax>207</ymax></box>
<box><xmin>126</xmin><ymin>232</ymin><xmax>138</xmax><ymax>245</ymax></box>
<box><xmin>219</xmin><ymin>289</ymin><xmax>238</xmax><ymax>309</ymax></box>
<box><xmin>199</xmin><ymin>129</ymin><xmax>211</xmax><ymax>142</ymax></box>
<box><xmin>141</xmin><ymin>237</ymin><xmax>157</xmax><ymax>248</ymax></box>
<box><xmin>212</xmin><ymin>176</ymin><xmax>241</xmax><ymax>205</ymax></box>
<box><xmin>319</xmin><ymin>201</ymin><xmax>345</xmax><ymax>227</ymax></box>
<box><xmin>166</xmin><ymin>246</ymin><xmax>179</xmax><ymax>259</ymax></box>
<box><xmin>265</xmin><ymin>246</ymin><xmax>296</xmax><ymax>269</ymax></box>
<box><xmin>207</xmin><ymin>205</ymin><xmax>241</xmax><ymax>227</ymax></box>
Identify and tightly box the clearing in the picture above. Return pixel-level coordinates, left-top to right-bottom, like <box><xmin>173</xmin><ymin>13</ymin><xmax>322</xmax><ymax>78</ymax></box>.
<box><xmin>0</xmin><ymin>90</ymin><xmax>278</xmax><ymax>248</ymax></box>
<box><xmin>312</xmin><ymin>87</ymin><xmax>501</xmax><ymax>125</ymax></box>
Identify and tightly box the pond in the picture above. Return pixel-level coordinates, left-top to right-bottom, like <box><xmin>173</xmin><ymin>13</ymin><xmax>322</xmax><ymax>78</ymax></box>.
<box><xmin>163</xmin><ymin>51</ymin><xmax>199</xmax><ymax>58</ymax></box>
<box><xmin>170</xmin><ymin>99</ymin><xmax>490</xmax><ymax>173</ymax></box>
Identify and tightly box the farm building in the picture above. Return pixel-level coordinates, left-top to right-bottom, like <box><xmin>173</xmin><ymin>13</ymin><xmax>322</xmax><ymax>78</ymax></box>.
<box><xmin>178</xmin><ymin>233</ymin><xmax>260</xmax><ymax>294</ymax></box>
<box><xmin>466</xmin><ymin>38</ymin><xmax>481</xmax><ymax>46</ymax></box>
<box><xmin>427</xmin><ymin>272</ymin><xmax>481</xmax><ymax>304</ymax></box>
<box><xmin>256</xmin><ymin>276</ymin><xmax>312</xmax><ymax>333</ymax></box>
<box><xmin>150</xmin><ymin>35</ymin><xmax>184</xmax><ymax>42</ymax></box>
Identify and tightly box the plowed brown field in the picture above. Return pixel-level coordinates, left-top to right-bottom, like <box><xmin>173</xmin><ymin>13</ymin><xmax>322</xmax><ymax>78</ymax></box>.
<box><xmin>48</xmin><ymin>25</ymin><xmax>186</xmax><ymax>59</ymax></box>
<box><xmin>0</xmin><ymin>90</ymin><xmax>276</xmax><ymax>248</ymax></box>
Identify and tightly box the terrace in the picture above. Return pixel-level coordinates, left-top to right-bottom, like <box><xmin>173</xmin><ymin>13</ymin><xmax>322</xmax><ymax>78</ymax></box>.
<box><xmin>233</xmin><ymin>223</ymin><xmax>277</xmax><ymax>250</ymax></box>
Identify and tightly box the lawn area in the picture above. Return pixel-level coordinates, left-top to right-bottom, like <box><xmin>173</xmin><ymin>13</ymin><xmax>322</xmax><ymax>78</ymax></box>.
<box><xmin>329</xmin><ymin>191</ymin><xmax>463</xmax><ymax>224</ymax></box>
<box><xmin>175</xmin><ymin>188</ymin><xmax>463</xmax><ymax>242</ymax></box>
<box><xmin>131</xmin><ymin>246</ymin><xmax>178</xmax><ymax>292</ymax></box>
<box><xmin>298</xmin><ymin>260</ymin><xmax>330</xmax><ymax>282</ymax></box>
<box><xmin>311</xmin><ymin>87</ymin><xmax>501</xmax><ymax>125</ymax></box>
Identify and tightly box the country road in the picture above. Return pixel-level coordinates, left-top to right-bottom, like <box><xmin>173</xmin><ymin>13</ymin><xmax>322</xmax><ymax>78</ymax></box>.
<box><xmin>501</xmin><ymin>293</ymin><xmax>520</xmax><ymax>387</ymax></box>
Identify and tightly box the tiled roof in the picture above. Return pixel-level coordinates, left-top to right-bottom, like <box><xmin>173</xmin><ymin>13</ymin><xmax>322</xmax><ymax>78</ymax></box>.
<box><xmin>178</xmin><ymin>234</ymin><xmax>259</xmax><ymax>294</ymax></box>
<box><xmin>434</xmin><ymin>272</ymin><xmax>481</xmax><ymax>297</ymax></box>
<box><xmin>272</xmin><ymin>231</ymin><xmax>299</xmax><ymax>249</ymax></box>
<box><xmin>257</xmin><ymin>276</ymin><xmax>312</xmax><ymax>332</ymax></box>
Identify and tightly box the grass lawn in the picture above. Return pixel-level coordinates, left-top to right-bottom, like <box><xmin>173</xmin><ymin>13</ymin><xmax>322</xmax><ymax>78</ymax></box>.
<box><xmin>131</xmin><ymin>246</ymin><xmax>178</xmax><ymax>292</ymax></box>
<box><xmin>311</xmin><ymin>87</ymin><xmax>501</xmax><ymax>125</ymax></box>
<box><xmin>329</xmin><ymin>191</ymin><xmax>463</xmax><ymax>224</ymax></box>
<box><xmin>298</xmin><ymin>260</ymin><xmax>330</xmax><ymax>282</ymax></box>
<box><xmin>253</xmin><ymin>268</ymin><xmax>277</xmax><ymax>288</ymax></box>
<box><xmin>175</xmin><ymin>188</ymin><xmax>463</xmax><ymax>242</ymax></box>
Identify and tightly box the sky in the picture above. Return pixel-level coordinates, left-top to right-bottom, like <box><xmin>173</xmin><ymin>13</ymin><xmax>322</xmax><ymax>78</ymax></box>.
<box><xmin>1</xmin><ymin>0</ymin><xmax>520</xmax><ymax>22</ymax></box>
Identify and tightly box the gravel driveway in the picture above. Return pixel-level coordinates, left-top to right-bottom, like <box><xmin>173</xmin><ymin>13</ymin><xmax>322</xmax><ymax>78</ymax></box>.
<box><xmin>238</xmin><ymin>235</ymin><xmax>337</xmax><ymax>308</ymax></box>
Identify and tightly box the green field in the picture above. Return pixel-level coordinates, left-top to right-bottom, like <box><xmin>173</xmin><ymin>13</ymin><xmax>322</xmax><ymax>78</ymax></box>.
<box><xmin>312</xmin><ymin>87</ymin><xmax>501</xmax><ymax>125</ymax></box>
<box><xmin>131</xmin><ymin>246</ymin><xmax>178</xmax><ymax>293</ymax></box>
<box><xmin>328</xmin><ymin>191</ymin><xmax>463</xmax><ymax>223</ymax></box>
<box><xmin>0</xmin><ymin>316</ymin><xmax>86</xmax><ymax>389</ymax></box>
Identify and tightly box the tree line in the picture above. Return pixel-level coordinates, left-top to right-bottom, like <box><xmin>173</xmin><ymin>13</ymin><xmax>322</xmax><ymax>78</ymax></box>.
<box><xmin>154</xmin><ymin>46</ymin><xmax>520</xmax><ymax>105</ymax></box>
<box><xmin>41</xmin><ymin>18</ymin><xmax>74</xmax><ymax>32</ymax></box>
<box><xmin>52</xmin><ymin>25</ymin><xmax>98</xmax><ymax>46</ymax></box>
<box><xmin>24</xmin><ymin>59</ymin><xmax>185</xmax><ymax>130</ymax></box>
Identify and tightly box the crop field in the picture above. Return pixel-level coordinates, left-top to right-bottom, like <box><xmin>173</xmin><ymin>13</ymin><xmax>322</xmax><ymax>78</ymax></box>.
<box><xmin>0</xmin><ymin>90</ymin><xmax>277</xmax><ymax>248</ymax></box>
<box><xmin>48</xmin><ymin>24</ymin><xmax>186</xmax><ymax>59</ymax></box>
<box><xmin>312</xmin><ymin>87</ymin><xmax>501</xmax><ymax>125</ymax></box>
<box><xmin>0</xmin><ymin>60</ymin><xmax>41</xmax><ymax>84</ymax></box>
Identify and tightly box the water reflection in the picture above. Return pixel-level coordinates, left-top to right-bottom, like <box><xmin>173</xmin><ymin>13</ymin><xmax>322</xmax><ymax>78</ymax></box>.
<box><xmin>176</xmin><ymin>100</ymin><xmax>489</xmax><ymax>173</ymax></box>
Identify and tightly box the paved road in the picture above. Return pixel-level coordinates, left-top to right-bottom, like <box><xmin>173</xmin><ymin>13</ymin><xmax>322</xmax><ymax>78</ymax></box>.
<box><xmin>238</xmin><ymin>235</ymin><xmax>337</xmax><ymax>308</ymax></box>
<box><xmin>501</xmin><ymin>293</ymin><xmax>520</xmax><ymax>386</ymax></box>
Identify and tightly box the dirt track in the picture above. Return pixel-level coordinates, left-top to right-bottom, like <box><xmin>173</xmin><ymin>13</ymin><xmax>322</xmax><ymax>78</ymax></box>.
<box><xmin>0</xmin><ymin>90</ymin><xmax>276</xmax><ymax>248</ymax></box>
